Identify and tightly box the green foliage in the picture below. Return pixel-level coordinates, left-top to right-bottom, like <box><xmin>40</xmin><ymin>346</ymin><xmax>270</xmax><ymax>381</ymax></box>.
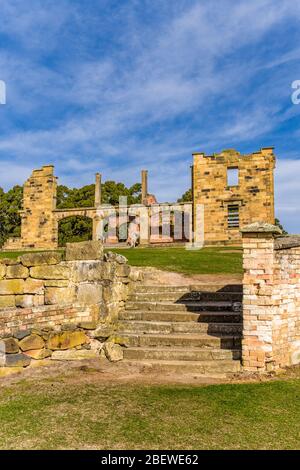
<box><xmin>56</xmin><ymin>181</ymin><xmax>141</xmax><ymax>209</ymax></box>
<box><xmin>275</xmin><ymin>218</ymin><xmax>288</xmax><ymax>235</ymax></box>
<box><xmin>0</xmin><ymin>185</ymin><xmax>23</xmax><ymax>246</ymax></box>
<box><xmin>58</xmin><ymin>217</ymin><xmax>93</xmax><ymax>247</ymax></box>
<box><xmin>177</xmin><ymin>188</ymin><xmax>192</xmax><ymax>203</ymax></box>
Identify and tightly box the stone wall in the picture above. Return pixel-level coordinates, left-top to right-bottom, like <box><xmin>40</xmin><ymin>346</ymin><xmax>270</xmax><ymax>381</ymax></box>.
<box><xmin>0</xmin><ymin>241</ymin><xmax>142</xmax><ymax>373</ymax></box>
<box><xmin>193</xmin><ymin>148</ymin><xmax>275</xmax><ymax>245</ymax></box>
<box><xmin>242</xmin><ymin>223</ymin><xmax>300</xmax><ymax>372</ymax></box>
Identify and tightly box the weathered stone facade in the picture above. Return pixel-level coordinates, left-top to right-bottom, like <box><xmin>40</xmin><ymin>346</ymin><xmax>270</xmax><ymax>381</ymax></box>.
<box><xmin>242</xmin><ymin>223</ymin><xmax>300</xmax><ymax>372</ymax></box>
<box><xmin>0</xmin><ymin>241</ymin><xmax>143</xmax><ymax>372</ymax></box>
<box><xmin>193</xmin><ymin>148</ymin><xmax>275</xmax><ymax>245</ymax></box>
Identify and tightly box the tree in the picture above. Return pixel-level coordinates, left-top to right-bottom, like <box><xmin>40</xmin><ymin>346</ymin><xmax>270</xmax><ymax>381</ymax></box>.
<box><xmin>275</xmin><ymin>218</ymin><xmax>288</xmax><ymax>235</ymax></box>
<box><xmin>177</xmin><ymin>188</ymin><xmax>192</xmax><ymax>203</ymax></box>
<box><xmin>0</xmin><ymin>185</ymin><xmax>23</xmax><ymax>246</ymax></box>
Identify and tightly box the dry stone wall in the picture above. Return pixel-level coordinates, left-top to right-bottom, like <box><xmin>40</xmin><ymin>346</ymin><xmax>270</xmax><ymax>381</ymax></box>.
<box><xmin>242</xmin><ymin>223</ymin><xmax>300</xmax><ymax>372</ymax></box>
<box><xmin>0</xmin><ymin>241</ymin><xmax>142</xmax><ymax>373</ymax></box>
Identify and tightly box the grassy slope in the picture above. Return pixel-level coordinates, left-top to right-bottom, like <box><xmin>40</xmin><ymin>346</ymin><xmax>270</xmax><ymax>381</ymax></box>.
<box><xmin>0</xmin><ymin>375</ymin><xmax>299</xmax><ymax>449</ymax></box>
<box><xmin>109</xmin><ymin>247</ymin><xmax>243</xmax><ymax>275</ymax></box>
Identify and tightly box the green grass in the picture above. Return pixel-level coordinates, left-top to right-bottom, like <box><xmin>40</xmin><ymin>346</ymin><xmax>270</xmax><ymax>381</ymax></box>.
<box><xmin>109</xmin><ymin>246</ymin><xmax>243</xmax><ymax>275</ymax></box>
<box><xmin>0</xmin><ymin>374</ymin><xmax>299</xmax><ymax>449</ymax></box>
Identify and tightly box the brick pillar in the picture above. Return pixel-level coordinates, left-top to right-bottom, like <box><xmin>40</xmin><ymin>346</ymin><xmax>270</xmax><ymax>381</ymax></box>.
<box><xmin>241</xmin><ymin>222</ymin><xmax>282</xmax><ymax>372</ymax></box>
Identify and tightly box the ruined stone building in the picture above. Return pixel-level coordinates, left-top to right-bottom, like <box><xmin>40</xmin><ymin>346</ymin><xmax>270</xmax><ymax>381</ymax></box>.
<box><xmin>192</xmin><ymin>147</ymin><xmax>276</xmax><ymax>245</ymax></box>
<box><xmin>3</xmin><ymin>147</ymin><xmax>275</xmax><ymax>250</ymax></box>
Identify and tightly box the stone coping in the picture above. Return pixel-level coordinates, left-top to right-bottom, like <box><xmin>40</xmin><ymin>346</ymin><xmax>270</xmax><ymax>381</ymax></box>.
<box><xmin>241</xmin><ymin>222</ymin><xmax>282</xmax><ymax>235</ymax></box>
<box><xmin>274</xmin><ymin>236</ymin><xmax>300</xmax><ymax>251</ymax></box>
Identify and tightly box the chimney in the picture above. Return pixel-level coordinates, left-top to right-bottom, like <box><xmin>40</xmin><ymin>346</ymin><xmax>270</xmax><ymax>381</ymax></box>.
<box><xmin>95</xmin><ymin>173</ymin><xmax>102</xmax><ymax>207</ymax></box>
<box><xmin>141</xmin><ymin>170</ymin><xmax>148</xmax><ymax>204</ymax></box>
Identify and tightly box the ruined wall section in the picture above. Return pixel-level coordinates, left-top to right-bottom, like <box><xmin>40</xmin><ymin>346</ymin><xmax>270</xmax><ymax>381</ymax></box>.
<box><xmin>0</xmin><ymin>242</ymin><xmax>143</xmax><ymax>371</ymax></box>
<box><xmin>193</xmin><ymin>148</ymin><xmax>275</xmax><ymax>245</ymax></box>
<box><xmin>21</xmin><ymin>165</ymin><xmax>58</xmax><ymax>250</ymax></box>
<box><xmin>242</xmin><ymin>224</ymin><xmax>300</xmax><ymax>372</ymax></box>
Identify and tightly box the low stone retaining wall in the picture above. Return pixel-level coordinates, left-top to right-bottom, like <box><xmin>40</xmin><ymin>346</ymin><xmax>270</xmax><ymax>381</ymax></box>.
<box><xmin>0</xmin><ymin>242</ymin><xmax>142</xmax><ymax>373</ymax></box>
<box><xmin>242</xmin><ymin>223</ymin><xmax>300</xmax><ymax>372</ymax></box>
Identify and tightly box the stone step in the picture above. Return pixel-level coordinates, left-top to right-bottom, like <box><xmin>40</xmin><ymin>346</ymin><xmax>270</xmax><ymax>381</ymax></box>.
<box><xmin>128</xmin><ymin>292</ymin><xmax>242</xmax><ymax>302</ymax></box>
<box><xmin>133</xmin><ymin>284</ymin><xmax>243</xmax><ymax>293</ymax></box>
<box><xmin>123</xmin><ymin>359</ymin><xmax>241</xmax><ymax>375</ymax></box>
<box><xmin>118</xmin><ymin>320</ymin><xmax>242</xmax><ymax>335</ymax></box>
<box><xmin>119</xmin><ymin>310</ymin><xmax>241</xmax><ymax>323</ymax></box>
<box><xmin>123</xmin><ymin>347</ymin><xmax>241</xmax><ymax>361</ymax></box>
<box><xmin>125</xmin><ymin>300</ymin><xmax>237</xmax><ymax>312</ymax></box>
<box><xmin>133</xmin><ymin>285</ymin><xmax>190</xmax><ymax>293</ymax></box>
<box><xmin>111</xmin><ymin>333</ymin><xmax>241</xmax><ymax>349</ymax></box>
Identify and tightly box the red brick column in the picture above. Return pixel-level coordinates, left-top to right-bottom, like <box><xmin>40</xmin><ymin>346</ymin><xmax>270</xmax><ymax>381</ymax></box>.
<box><xmin>241</xmin><ymin>223</ymin><xmax>282</xmax><ymax>372</ymax></box>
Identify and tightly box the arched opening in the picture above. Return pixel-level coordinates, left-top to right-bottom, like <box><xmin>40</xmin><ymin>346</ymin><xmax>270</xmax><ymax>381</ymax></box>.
<box><xmin>58</xmin><ymin>216</ymin><xmax>93</xmax><ymax>247</ymax></box>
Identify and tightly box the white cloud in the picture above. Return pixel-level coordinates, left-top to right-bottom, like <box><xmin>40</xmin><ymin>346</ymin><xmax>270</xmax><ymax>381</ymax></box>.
<box><xmin>0</xmin><ymin>0</ymin><xmax>300</xmax><ymax>232</ymax></box>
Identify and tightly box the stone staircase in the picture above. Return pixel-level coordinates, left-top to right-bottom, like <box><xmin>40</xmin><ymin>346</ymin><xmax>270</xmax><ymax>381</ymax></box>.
<box><xmin>115</xmin><ymin>283</ymin><xmax>243</xmax><ymax>378</ymax></box>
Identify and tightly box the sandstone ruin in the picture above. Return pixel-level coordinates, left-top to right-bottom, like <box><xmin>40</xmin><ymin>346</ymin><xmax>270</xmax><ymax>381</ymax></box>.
<box><xmin>3</xmin><ymin>147</ymin><xmax>275</xmax><ymax>250</ymax></box>
<box><xmin>192</xmin><ymin>147</ymin><xmax>275</xmax><ymax>245</ymax></box>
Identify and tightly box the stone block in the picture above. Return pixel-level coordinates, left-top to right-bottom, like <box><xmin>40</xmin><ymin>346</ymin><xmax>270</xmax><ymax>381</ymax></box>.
<box><xmin>20</xmin><ymin>251</ymin><xmax>63</xmax><ymax>267</ymax></box>
<box><xmin>15</xmin><ymin>295</ymin><xmax>35</xmax><ymax>308</ymax></box>
<box><xmin>78</xmin><ymin>321</ymin><xmax>97</xmax><ymax>330</ymax></box>
<box><xmin>6</xmin><ymin>264</ymin><xmax>29</xmax><ymax>279</ymax></box>
<box><xmin>44</xmin><ymin>280</ymin><xmax>69</xmax><ymax>287</ymax></box>
<box><xmin>0</xmin><ymin>296</ymin><xmax>15</xmax><ymax>308</ymax></box>
<box><xmin>24</xmin><ymin>349</ymin><xmax>52</xmax><ymax>360</ymax></box>
<box><xmin>14</xmin><ymin>330</ymin><xmax>31</xmax><ymax>340</ymax></box>
<box><xmin>5</xmin><ymin>353</ymin><xmax>31</xmax><ymax>368</ymax></box>
<box><xmin>93</xmin><ymin>324</ymin><xmax>116</xmax><ymax>340</ymax></box>
<box><xmin>102</xmin><ymin>262</ymin><xmax>116</xmax><ymax>280</ymax></box>
<box><xmin>30</xmin><ymin>265</ymin><xmax>70</xmax><ymax>280</ymax></box>
<box><xmin>23</xmin><ymin>278</ymin><xmax>44</xmax><ymax>294</ymax></box>
<box><xmin>51</xmin><ymin>349</ymin><xmax>99</xmax><ymax>361</ymax></box>
<box><xmin>104</xmin><ymin>252</ymin><xmax>127</xmax><ymax>264</ymax></box>
<box><xmin>47</xmin><ymin>331</ymin><xmax>88</xmax><ymax>350</ymax></box>
<box><xmin>3</xmin><ymin>338</ymin><xmax>19</xmax><ymax>354</ymax></box>
<box><xmin>45</xmin><ymin>287</ymin><xmax>75</xmax><ymax>305</ymax></box>
<box><xmin>77</xmin><ymin>284</ymin><xmax>102</xmax><ymax>304</ymax></box>
<box><xmin>65</xmin><ymin>241</ymin><xmax>103</xmax><ymax>261</ymax></box>
<box><xmin>71</xmin><ymin>261</ymin><xmax>104</xmax><ymax>283</ymax></box>
<box><xmin>103</xmin><ymin>342</ymin><xmax>123</xmax><ymax>362</ymax></box>
<box><xmin>0</xmin><ymin>279</ymin><xmax>24</xmax><ymax>295</ymax></box>
<box><xmin>0</xmin><ymin>258</ymin><xmax>20</xmax><ymax>266</ymax></box>
<box><xmin>116</xmin><ymin>264</ymin><xmax>130</xmax><ymax>277</ymax></box>
<box><xmin>19</xmin><ymin>334</ymin><xmax>45</xmax><ymax>351</ymax></box>
<box><xmin>0</xmin><ymin>265</ymin><xmax>6</xmax><ymax>280</ymax></box>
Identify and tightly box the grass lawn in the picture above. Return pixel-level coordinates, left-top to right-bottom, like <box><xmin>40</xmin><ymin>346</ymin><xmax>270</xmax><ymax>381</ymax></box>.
<box><xmin>0</xmin><ymin>372</ymin><xmax>299</xmax><ymax>449</ymax></box>
<box><xmin>109</xmin><ymin>246</ymin><xmax>243</xmax><ymax>275</ymax></box>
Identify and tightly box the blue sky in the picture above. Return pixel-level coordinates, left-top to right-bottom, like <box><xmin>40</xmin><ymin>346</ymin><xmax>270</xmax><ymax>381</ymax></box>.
<box><xmin>0</xmin><ymin>0</ymin><xmax>300</xmax><ymax>232</ymax></box>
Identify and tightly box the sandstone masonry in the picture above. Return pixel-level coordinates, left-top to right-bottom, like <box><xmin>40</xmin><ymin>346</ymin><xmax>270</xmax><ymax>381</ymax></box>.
<box><xmin>242</xmin><ymin>223</ymin><xmax>300</xmax><ymax>372</ymax></box>
<box><xmin>193</xmin><ymin>148</ymin><xmax>275</xmax><ymax>245</ymax></box>
<box><xmin>0</xmin><ymin>241</ymin><xmax>143</xmax><ymax>373</ymax></box>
